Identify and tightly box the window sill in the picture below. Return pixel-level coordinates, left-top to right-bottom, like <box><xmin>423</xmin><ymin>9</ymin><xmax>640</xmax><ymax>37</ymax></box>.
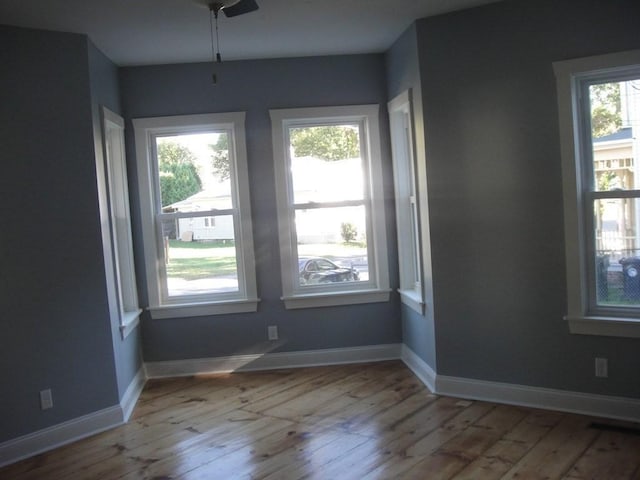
<box><xmin>120</xmin><ymin>309</ymin><xmax>142</xmax><ymax>339</ymax></box>
<box><xmin>149</xmin><ymin>298</ymin><xmax>260</xmax><ymax>319</ymax></box>
<box><xmin>282</xmin><ymin>289</ymin><xmax>391</xmax><ymax>310</ymax></box>
<box><xmin>565</xmin><ymin>315</ymin><xmax>640</xmax><ymax>338</ymax></box>
<box><xmin>398</xmin><ymin>289</ymin><xmax>425</xmax><ymax>315</ymax></box>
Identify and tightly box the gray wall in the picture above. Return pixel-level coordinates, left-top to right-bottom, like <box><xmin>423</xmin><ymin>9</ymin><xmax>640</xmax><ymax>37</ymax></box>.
<box><xmin>0</xmin><ymin>26</ymin><xmax>122</xmax><ymax>442</ymax></box>
<box><xmin>4</xmin><ymin>0</ymin><xmax>638</xmax><ymax>453</ymax></box>
<box><xmin>414</xmin><ymin>0</ymin><xmax>640</xmax><ymax>397</ymax></box>
<box><xmin>87</xmin><ymin>41</ymin><xmax>143</xmax><ymax>399</ymax></box>
<box><xmin>119</xmin><ymin>55</ymin><xmax>402</xmax><ymax>362</ymax></box>
<box><xmin>385</xmin><ymin>24</ymin><xmax>437</xmax><ymax>369</ymax></box>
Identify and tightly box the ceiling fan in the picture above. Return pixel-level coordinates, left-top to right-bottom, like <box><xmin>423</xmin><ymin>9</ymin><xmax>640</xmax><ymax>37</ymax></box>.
<box><xmin>193</xmin><ymin>0</ymin><xmax>259</xmax><ymax>83</ymax></box>
<box><xmin>207</xmin><ymin>0</ymin><xmax>259</xmax><ymax>18</ymax></box>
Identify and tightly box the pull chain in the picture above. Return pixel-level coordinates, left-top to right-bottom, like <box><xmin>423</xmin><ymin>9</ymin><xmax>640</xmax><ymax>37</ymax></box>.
<box><xmin>209</xmin><ymin>6</ymin><xmax>222</xmax><ymax>84</ymax></box>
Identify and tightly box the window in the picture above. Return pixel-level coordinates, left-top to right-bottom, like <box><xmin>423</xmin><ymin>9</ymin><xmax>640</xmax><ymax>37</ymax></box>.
<box><xmin>133</xmin><ymin>112</ymin><xmax>258</xmax><ymax>318</ymax></box>
<box><xmin>102</xmin><ymin>107</ymin><xmax>141</xmax><ymax>337</ymax></box>
<box><xmin>270</xmin><ymin>105</ymin><xmax>390</xmax><ymax>309</ymax></box>
<box><xmin>388</xmin><ymin>90</ymin><xmax>424</xmax><ymax>314</ymax></box>
<box><xmin>554</xmin><ymin>49</ymin><xmax>640</xmax><ymax>337</ymax></box>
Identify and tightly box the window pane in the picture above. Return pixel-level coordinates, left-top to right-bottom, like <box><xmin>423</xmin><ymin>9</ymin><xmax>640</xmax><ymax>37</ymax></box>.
<box><xmin>156</xmin><ymin>132</ymin><xmax>239</xmax><ymax>298</ymax></box>
<box><xmin>289</xmin><ymin>125</ymin><xmax>364</xmax><ymax>203</ymax></box>
<box><xmin>163</xmin><ymin>215</ymin><xmax>238</xmax><ymax>297</ymax></box>
<box><xmin>156</xmin><ymin>132</ymin><xmax>232</xmax><ymax>210</ymax></box>
<box><xmin>594</xmin><ymin>197</ymin><xmax>640</xmax><ymax>306</ymax></box>
<box><xmin>295</xmin><ymin>206</ymin><xmax>368</xmax><ymax>284</ymax></box>
<box><xmin>591</xmin><ymin>79</ymin><xmax>640</xmax><ymax>192</ymax></box>
<box><xmin>409</xmin><ymin>201</ymin><xmax>420</xmax><ymax>285</ymax></box>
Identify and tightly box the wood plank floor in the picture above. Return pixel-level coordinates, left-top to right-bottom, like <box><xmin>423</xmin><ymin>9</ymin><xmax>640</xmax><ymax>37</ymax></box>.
<box><xmin>2</xmin><ymin>360</ymin><xmax>640</xmax><ymax>479</ymax></box>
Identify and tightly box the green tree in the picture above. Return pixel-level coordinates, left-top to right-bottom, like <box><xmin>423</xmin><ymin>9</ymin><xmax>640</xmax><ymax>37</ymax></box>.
<box><xmin>340</xmin><ymin>222</ymin><xmax>358</xmax><ymax>243</ymax></box>
<box><xmin>157</xmin><ymin>142</ymin><xmax>202</xmax><ymax>207</ymax></box>
<box><xmin>210</xmin><ymin>134</ymin><xmax>230</xmax><ymax>181</ymax></box>
<box><xmin>290</xmin><ymin>125</ymin><xmax>360</xmax><ymax>161</ymax></box>
<box><xmin>597</xmin><ymin>171</ymin><xmax>618</xmax><ymax>191</ymax></box>
<box><xmin>590</xmin><ymin>82</ymin><xmax>621</xmax><ymax>138</ymax></box>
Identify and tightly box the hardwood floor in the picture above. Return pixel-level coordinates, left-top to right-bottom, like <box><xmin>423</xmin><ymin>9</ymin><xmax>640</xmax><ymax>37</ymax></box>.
<box><xmin>2</xmin><ymin>360</ymin><xmax>640</xmax><ymax>479</ymax></box>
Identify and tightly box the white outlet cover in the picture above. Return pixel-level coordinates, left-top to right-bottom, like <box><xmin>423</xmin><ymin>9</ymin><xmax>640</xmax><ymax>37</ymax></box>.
<box><xmin>268</xmin><ymin>326</ymin><xmax>278</xmax><ymax>340</ymax></box>
<box><xmin>595</xmin><ymin>357</ymin><xmax>608</xmax><ymax>378</ymax></box>
<box><xmin>40</xmin><ymin>389</ymin><xmax>53</xmax><ymax>410</ymax></box>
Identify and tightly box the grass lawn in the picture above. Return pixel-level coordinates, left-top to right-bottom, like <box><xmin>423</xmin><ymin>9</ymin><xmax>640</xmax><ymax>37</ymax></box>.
<box><xmin>166</xmin><ymin>256</ymin><xmax>237</xmax><ymax>280</ymax></box>
<box><xmin>165</xmin><ymin>240</ymin><xmax>367</xmax><ymax>281</ymax></box>
<box><xmin>599</xmin><ymin>284</ymin><xmax>640</xmax><ymax>306</ymax></box>
<box><xmin>167</xmin><ymin>240</ymin><xmax>237</xmax><ymax>280</ymax></box>
<box><xmin>168</xmin><ymin>239</ymin><xmax>235</xmax><ymax>249</ymax></box>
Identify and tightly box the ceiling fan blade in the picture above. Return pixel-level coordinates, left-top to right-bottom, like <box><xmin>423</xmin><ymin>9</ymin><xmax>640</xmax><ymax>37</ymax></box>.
<box><xmin>222</xmin><ymin>0</ymin><xmax>259</xmax><ymax>17</ymax></box>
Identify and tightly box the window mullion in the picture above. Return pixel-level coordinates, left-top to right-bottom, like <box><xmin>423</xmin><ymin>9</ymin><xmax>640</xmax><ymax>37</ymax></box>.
<box><xmin>159</xmin><ymin>208</ymin><xmax>235</xmax><ymax>220</ymax></box>
<box><xmin>589</xmin><ymin>190</ymin><xmax>640</xmax><ymax>200</ymax></box>
<box><xmin>293</xmin><ymin>199</ymin><xmax>364</xmax><ymax>210</ymax></box>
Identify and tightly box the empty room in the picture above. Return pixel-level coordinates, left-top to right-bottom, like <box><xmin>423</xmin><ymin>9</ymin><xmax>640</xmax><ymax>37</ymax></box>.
<box><xmin>1</xmin><ymin>0</ymin><xmax>640</xmax><ymax>478</ymax></box>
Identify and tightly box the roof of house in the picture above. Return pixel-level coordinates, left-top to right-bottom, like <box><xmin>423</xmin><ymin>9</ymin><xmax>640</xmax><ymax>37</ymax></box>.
<box><xmin>594</xmin><ymin>127</ymin><xmax>633</xmax><ymax>143</ymax></box>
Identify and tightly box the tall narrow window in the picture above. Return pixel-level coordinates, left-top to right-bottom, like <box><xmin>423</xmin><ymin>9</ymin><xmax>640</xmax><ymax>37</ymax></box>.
<box><xmin>134</xmin><ymin>112</ymin><xmax>258</xmax><ymax>318</ymax></box>
<box><xmin>589</xmin><ymin>79</ymin><xmax>640</xmax><ymax>310</ymax></box>
<box><xmin>271</xmin><ymin>105</ymin><xmax>390</xmax><ymax>309</ymax></box>
<box><xmin>101</xmin><ymin>107</ymin><xmax>141</xmax><ymax>337</ymax></box>
<box><xmin>554</xmin><ymin>49</ymin><xmax>640</xmax><ymax>337</ymax></box>
<box><xmin>388</xmin><ymin>90</ymin><xmax>424</xmax><ymax>314</ymax></box>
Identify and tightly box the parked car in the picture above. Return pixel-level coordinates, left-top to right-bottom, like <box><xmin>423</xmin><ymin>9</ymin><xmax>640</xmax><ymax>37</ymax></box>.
<box><xmin>298</xmin><ymin>257</ymin><xmax>359</xmax><ymax>285</ymax></box>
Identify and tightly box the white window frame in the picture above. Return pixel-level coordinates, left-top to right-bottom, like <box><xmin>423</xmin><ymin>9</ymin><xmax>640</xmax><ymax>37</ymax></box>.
<box><xmin>554</xmin><ymin>49</ymin><xmax>640</xmax><ymax>338</ymax></box>
<box><xmin>270</xmin><ymin>104</ymin><xmax>390</xmax><ymax>309</ymax></box>
<box><xmin>133</xmin><ymin>112</ymin><xmax>258</xmax><ymax>319</ymax></box>
<box><xmin>388</xmin><ymin>90</ymin><xmax>424</xmax><ymax>314</ymax></box>
<box><xmin>101</xmin><ymin>107</ymin><xmax>141</xmax><ymax>338</ymax></box>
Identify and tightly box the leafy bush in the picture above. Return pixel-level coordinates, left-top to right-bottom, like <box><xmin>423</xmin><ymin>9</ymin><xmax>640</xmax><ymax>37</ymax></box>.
<box><xmin>340</xmin><ymin>222</ymin><xmax>358</xmax><ymax>243</ymax></box>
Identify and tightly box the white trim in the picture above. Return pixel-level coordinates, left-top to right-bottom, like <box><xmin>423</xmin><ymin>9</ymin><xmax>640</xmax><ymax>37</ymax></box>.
<box><xmin>133</xmin><ymin>112</ymin><xmax>258</xmax><ymax>318</ymax></box>
<box><xmin>149</xmin><ymin>298</ymin><xmax>260</xmax><ymax>319</ymax></box>
<box><xmin>120</xmin><ymin>368</ymin><xmax>146</xmax><ymax>422</ymax></box>
<box><xmin>388</xmin><ymin>90</ymin><xmax>425</xmax><ymax>314</ymax></box>
<box><xmin>270</xmin><ymin>104</ymin><xmax>390</xmax><ymax>309</ymax></box>
<box><xmin>398</xmin><ymin>289</ymin><xmax>425</xmax><ymax>315</ymax></box>
<box><xmin>0</xmin><ymin>406</ymin><xmax>123</xmax><ymax>468</ymax></box>
<box><xmin>400</xmin><ymin>344</ymin><xmax>436</xmax><ymax>393</ymax></box>
<box><xmin>101</xmin><ymin>107</ymin><xmax>142</xmax><ymax>335</ymax></box>
<box><xmin>6</xmin><ymin>345</ymin><xmax>639</xmax><ymax>468</ymax></box>
<box><xmin>0</xmin><ymin>369</ymin><xmax>147</xmax><ymax>468</ymax></box>
<box><xmin>282</xmin><ymin>289</ymin><xmax>391</xmax><ymax>310</ymax></box>
<box><xmin>435</xmin><ymin>375</ymin><xmax>640</xmax><ymax>424</ymax></box>
<box><xmin>145</xmin><ymin>343</ymin><xmax>402</xmax><ymax>378</ymax></box>
<box><xmin>120</xmin><ymin>309</ymin><xmax>142</xmax><ymax>339</ymax></box>
<box><xmin>565</xmin><ymin>315</ymin><xmax>640</xmax><ymax>338</ymax></box>
<box><xmin>401</xmin><ymin>345</ymin><xmax>640</xmax><ymax>424</ymax></box>
<box><xmin>553</xmin><ymin>50</ymin><xmax>640</xmax><ymax>338</ymax></box>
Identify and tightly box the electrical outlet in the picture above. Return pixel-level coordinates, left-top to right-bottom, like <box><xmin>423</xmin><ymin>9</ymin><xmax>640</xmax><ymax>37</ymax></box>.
<box><xmin>40</xmin><ymin>389</ymin><xmax>53</xmax><ymax>410</ymax></box>
<box><xmin>595</xmin><ymin>357</ymin><xmax>608</xmax><ymax>378</ymax></box>
<box><xmin>268</xmin><ymin>325</ymin><xmax>278</xmax><ymax>341</ymax></box>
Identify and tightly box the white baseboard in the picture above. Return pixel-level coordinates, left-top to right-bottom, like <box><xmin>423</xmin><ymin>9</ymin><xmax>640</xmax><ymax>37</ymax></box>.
<box><xmin>0</xmin><ymin>368</ymin><xmax>147</xmax><ymax>469</ymax></box>
<box><xmin>0</xmin><ymin>345</ymin><xmax>400</xmax><ymax>468</ymax></box>
<box><xmin>7</xmin><ymin>342</ymin><xmax>636</xmax><ymax>470</ymax></box>
<box><xmin>145</xmin><ymin>343</ymin><xmax>403</xmax><ymax>378</ymax></box>
<box><xmin>400</xmin><ymin>344</ymin><xmax>437</xmax><ymax>392</ymax></box>
<box><xmin>401</xmin><ymin>345</ymin><xmax>640</xmax><ymax>424</ymax></box>
<box><xmin>0</xmin><ymin>406</ymin><xmax>123</xmax><ymax>468</ymax></box>
<box><xmin>120</xmin><ymin>368</ymin><xmax>146</xmax><ymax>422</ymax></box>
<box><xmin>436</xmin><ymin>374</ymin><xmax>640</xmax><ymax>423</ymax></box>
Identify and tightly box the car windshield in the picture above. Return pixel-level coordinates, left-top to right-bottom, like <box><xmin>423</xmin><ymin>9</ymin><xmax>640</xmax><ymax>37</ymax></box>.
<box><xmin>316</xmin><ymin>259</ymin><xmax>337</xmax><ymax>270</ymax></box>
<box><xmin>299</xmin><ymin>257</ymin><xmax>341</xmax><ymax>271</ymax></box>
